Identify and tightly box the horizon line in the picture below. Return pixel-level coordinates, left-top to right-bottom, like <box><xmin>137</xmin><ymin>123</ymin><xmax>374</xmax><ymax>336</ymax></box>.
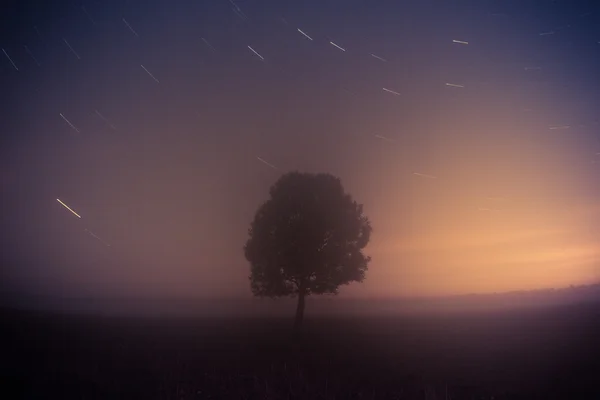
<box><xmin>3</xmin><ymin>282</ymin><xmax>598</xmax><ymax>303</ymax></box>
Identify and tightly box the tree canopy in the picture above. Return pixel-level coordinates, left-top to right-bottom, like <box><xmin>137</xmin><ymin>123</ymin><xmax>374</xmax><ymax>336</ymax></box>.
<box><xmin>244</xmin><ymin>171</ymin><xmax>372</xmax><ymax>329</ymax></box>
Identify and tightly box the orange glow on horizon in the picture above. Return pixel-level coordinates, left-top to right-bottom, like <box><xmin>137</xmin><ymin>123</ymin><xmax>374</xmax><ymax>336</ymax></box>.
<box><xmin>341</xmin><ymin>109</ymin><xmax>600</xmax><ymax>298</ymax></box>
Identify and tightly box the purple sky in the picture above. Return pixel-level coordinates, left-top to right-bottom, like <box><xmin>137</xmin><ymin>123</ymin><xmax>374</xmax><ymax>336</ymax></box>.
<box><xmin>1</xmin><ymin>0</ymin><xmax>600</xmax><ymax>304</ymax></box>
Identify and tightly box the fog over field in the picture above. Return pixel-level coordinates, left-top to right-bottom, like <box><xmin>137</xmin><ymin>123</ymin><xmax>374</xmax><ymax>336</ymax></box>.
<box><xmin>7</xmin><ymin>283</ymin><xmax>600</xmax><ymax>318</ymax></box>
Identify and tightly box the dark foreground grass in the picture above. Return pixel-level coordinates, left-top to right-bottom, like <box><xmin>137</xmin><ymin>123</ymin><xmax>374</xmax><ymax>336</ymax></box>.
<box><xmin>2</xmin><ymin>303</ymin><xmax>599</xmax><ymax>399</ymax></box>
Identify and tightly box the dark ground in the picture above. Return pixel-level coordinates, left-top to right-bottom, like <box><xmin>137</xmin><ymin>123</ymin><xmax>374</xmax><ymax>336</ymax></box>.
<box><xmin>2</xmin><ymin>302</ymin><xmax>600</xmax><ymax>399</ymax></box>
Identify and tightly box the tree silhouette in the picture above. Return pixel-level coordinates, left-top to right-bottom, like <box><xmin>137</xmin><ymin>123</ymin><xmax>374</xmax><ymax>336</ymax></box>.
<box><xmin>244</xmin><ymin>171</ymin><xmax>372</xmax><ymax>331</ymax></box>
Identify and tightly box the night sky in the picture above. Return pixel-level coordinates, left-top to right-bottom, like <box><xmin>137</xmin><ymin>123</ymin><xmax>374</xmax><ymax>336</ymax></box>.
<box><xmin>2</xmin><ymin>0</ymin><xmax>600</xmax><ymax>304</ymax></box>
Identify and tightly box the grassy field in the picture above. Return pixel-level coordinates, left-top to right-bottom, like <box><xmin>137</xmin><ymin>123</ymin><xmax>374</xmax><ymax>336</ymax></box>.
<box><xmin>2</xmin><ymin>302</ymin><xmax>599</xmax><ymax>399</ymax></box>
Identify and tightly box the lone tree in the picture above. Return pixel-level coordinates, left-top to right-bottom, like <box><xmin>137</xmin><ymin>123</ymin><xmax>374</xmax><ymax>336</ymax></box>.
<box><xmin>244</xmin><ymin>171</ymin><xmax>372</xmax><ymax>331</ymax></box>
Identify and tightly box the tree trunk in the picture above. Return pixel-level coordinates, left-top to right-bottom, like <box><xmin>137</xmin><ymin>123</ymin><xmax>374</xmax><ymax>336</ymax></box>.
<box><xmin>293</xmin><ymin>287</ymin><xmax>306</xmax><ymax>333</ymax></box>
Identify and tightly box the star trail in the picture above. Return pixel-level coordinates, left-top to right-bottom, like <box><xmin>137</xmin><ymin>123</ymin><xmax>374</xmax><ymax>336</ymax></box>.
<box><xmin>1</xmin><ymin>0</ymin><xmax>599</xmax><ymax>301</ymax></box>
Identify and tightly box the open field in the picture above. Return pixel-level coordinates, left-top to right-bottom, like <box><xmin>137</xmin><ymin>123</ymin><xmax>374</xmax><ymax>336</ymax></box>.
<box><xmin>2</xmin><ymin>302</ymin><xmax>600</xmax><ymax>399</ymax></box>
